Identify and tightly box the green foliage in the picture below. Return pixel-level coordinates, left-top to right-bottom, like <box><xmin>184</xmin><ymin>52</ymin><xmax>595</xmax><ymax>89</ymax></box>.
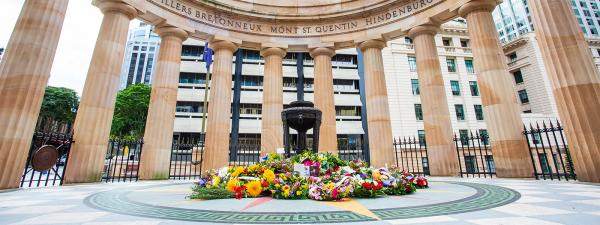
<box><xmin>37</xmin><ymin>86</ymin><xmax>79</xmax><ymax>131</ymax></box>
<box><xmin>189</xmin><ymin>186</ymin><xmax>236</xmax><ymax>200</ymax></box>
<box><xmin>110</xmin><ymin>84</ymin><xmax>151</xmax><ymax>139</ymax></box>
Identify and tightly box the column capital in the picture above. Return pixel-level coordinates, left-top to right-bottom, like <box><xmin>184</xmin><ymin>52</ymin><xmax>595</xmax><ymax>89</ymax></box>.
<box><xmin>209</xmin><ymin>40</ymin><xmax>239</xmax><ymax>52</ymax></box>
<box><xmin>309</xmin><ymin>47</ymin><xmax>335</xmax><ymax>58</ymax></box>
<box><xmin>260</xmin><ymin>47</ymin><xmax>287</xmax><ymax>58</ymax></box>
<box><xmin>154</xmin><ymin>25</ymin><xmax>188</xmax><ymax>42</ymax></box>
<box><xmin>357</xmin><ymin>39</ymin><xmax>386</xmax><ymax>51</ymax></box>
<box><xmin>96</xmin><ymin>0</ymin><xmax>137</xmax><ymax>19</ymax></box>
<box><xmin>407</xmin><ymin>24</ymin><xmax>441</xmax><ymax>39</ymax></box>
<box><xmin>458</xmin><ymin>0</ymin><xmax>498</xmax><ymax>17</ymax></box>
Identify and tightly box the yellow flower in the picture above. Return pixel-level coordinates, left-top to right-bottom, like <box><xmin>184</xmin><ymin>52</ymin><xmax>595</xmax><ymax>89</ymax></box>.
<box><xmin>246</xmin><ymin>180</ymin><xmax>263</xmax><ymax>197</ymax></box>
<box><xmin>373</xmin><ymin>171</ymin><xmax>381</xmax><ymax>180</ymax></box>
<box><xmin>283</xmin><ymin>185</ymin><xmax>290</xmax><ymax>197</ymax></box>
<box><xmin>275</xmin><ymin>183</ymin><xmax>281</xmax><ymax>188</ymax></box>
<box><xmin>324</xmin><ymin>183</ymin><xmax>335</xmax><ymax>191</ymax></box>
<box><xmin>263</xmin><ymin>169</ymin><xmax>275</xmax><ymax>183</ymax></box>
<box><xmin>226</xmin><ymin>179</ymin><xmax>240</xmax><ymax>192</ymax></box>
<box><xmin>231</xmin><ymin>166</ymin><xmax>244</xmax><ymax>178</ymax></box>
<box><xmin>249</xmin><ymin>164</ymin><xmax>259</xmax><ymax>172</ymax></box>
<box><xmin>296</xmin><ymin>191</ymin><xmax>302</xmax><ymax>196</ymax></box>
<box><xmin>211</xmin><ymin>176</ymin><xmax>221</xmax><ymax>188</ymax></box>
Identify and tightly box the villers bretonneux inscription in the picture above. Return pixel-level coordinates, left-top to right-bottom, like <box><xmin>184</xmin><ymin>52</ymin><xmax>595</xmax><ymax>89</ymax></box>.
<box><xmin>153</xmin><ymin>0</ymin><xmax>439</xmax><ymax>37</ymax></box>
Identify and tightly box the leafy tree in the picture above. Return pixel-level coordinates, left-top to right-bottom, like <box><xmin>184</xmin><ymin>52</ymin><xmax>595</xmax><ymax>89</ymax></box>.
<box><xmin>110</xmin><ymin>84</ymin><xmax>151</xmax><ymax>139</ymax></box>
<box><xmin>36</xmin><ymin>86</ymin><xmax>79</xmax><ymax>132</ymax></box>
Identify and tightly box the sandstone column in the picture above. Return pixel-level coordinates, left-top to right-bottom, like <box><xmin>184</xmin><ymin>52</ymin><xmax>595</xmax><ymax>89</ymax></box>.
<box><xmin>408</xmin><ymin>25</ymin><xmax>459</xmax><ymax>176</ymax></box>
<box><xmin>357</xmin><ymin>40</ymin><xmax>395</xmax><ymax>168</ymax></box>
<box><xmin>260</xmin><ymin>47</ymin><xmax>286</xmax><ymax>156</ymax></box>
<box><xmin>138</xmin><ymin>25</ymin><xmax>188</xmax><ymax>180</ymax></box>
<box><xmin>529</xmin><ymin>0</ymin><xmax>600</xmax><ymax>182</ymax></box>
<box><xmin>0</xmin><ymin>0</ymin><xmax>69</xmax><ymax>189</ymax></box>
<box><xmin>459</xmin><ymin>0</ymin><xmax>533</xmax><ymax>178</ymax></box>
<box><xmin>309</xmin><ymin>47</ymin><xmax>338</xmax><ymax>154</ymax></box>
<box><xmin>202</xmin><ymin>40</ymin><xmax>238</xmax><ymax>172</ymax></box>
<box><xmin>64</xmin><ymin>0</ymin><xmax>137</xmax><ymax>183</ymax></box>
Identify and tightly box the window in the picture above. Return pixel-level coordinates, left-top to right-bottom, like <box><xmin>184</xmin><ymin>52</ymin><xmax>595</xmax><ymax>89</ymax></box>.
<box><xmin>518</xmin><ymin>89</ymin><xmax>529</xmax><ymax>104</ymax></box>
<box><xmin>532</xmin><ymin>132</ymin><xmax>542</xmax><ymax>145</ymax></box>
<box><xmin>538</xmin><ymin>153</ymin><xmax>551</xmax><ymax>174</ymax></box>
<box><xmin>239</xmin><ymin>103</ymin><xmax>262</xmax><ymax>115</ymax></box>
<box><xmin>485</xmin><ymin>155</ymin><xmax>496</xmax><ymax>173</ymax></box>
<box><xmin>411</xmin><ymin>79</ymin><xmax>420</xmax><ymax>95</ymax></box>
<box><xmin>414</xmin><ymin>104</ymin><xmax>423</xmax><ymax>121</ymax></box>
<box><xmin>513</xmin><ymin>70</ymin><xmax>524</xmax><ymax>84</ymax></box>
<box><xmin>442</xmin><ymin>38</ymin><xmax>453</xmax><ymax>46</ymax></box>
<box><xmin>523</xmin><ymin>110</ymin><xmax>532</xmax><ymax>113</ymax></box>
<box><xmin>422</xmin><ymin>157</ymin><xmax>430</xmax><ymax>175</ymax></box>
<box><xmin>460</xmin><ymin>39</ymin><xmax>470</xmax><ymax>48</ymax></box>
<box><xmin>479</xmin><ymin>129</ymin><xmax>489</xmax><ymax>145</ymax></box>
<box><xmin>404</xmin><ymin>37</ymin><xmax>413</xmax><ymax>44</ymax></box>
<box><xmin>459</xmin><ymin>129</ymin><xmax>469</xmax><ymax>146</ymax></box>
<box><xmin>451</xmin><ymin>80</ymin><xmax>461</xmax><ymax>96</ymax></box>
<box><xmin>447</xmin><ymin>58</ymin><xmax>457</xmax><ymax>72</ymax></box>
<box><xmin>508</xmin><ymin>52</ymin><xmax>517</xmax><ymax>62</ymax></box>
<box><xmin>465</xmin><ymin>59</ymin><xmax>475</xmax><ymax>73</ymax></box>
<box><xmin>464</xmin><ymin>155</ymin><xmax>476</xmax><ymax>174</ymax></box>
<box><xmin>455</xmin><ymin>104</ymin><xmax>465</xmax><ymax>120</ymax></box>
<box><xmin>418</xmin><ymin>130</ymin><xmax>426</xmax><ymax>146</ymax></box>
<box><xmin>336</xmin><ymin>106</ymin><xmax>361</xmax><ymax>117</ymax></box>
<box><xmin>469</xmin><ymin>81</ymin><xmax>479</xmax><ymax>96</ymax></box>
<box><xmin>408</xmin><ymin>56</ymin><xmax>417</xmax><ymax>72</ymax></box>
<box><xmin>474</xmin><ymin>105</ymin><xmax>484</xmax><ymax>120</ymax></box>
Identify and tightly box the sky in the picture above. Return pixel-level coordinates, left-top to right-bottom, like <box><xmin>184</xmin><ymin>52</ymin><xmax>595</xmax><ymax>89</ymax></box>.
<box><xmin>0</xmin><ymin>1</ymin><xmax>137</xmax><ymax>95</ymax></box>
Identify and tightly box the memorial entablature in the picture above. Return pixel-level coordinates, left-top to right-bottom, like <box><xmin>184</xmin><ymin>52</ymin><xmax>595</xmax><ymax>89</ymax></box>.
<box><xmin>113</xmin><ymin>0</ymin><xmax>472</xmax><ymax>50</ymax></box>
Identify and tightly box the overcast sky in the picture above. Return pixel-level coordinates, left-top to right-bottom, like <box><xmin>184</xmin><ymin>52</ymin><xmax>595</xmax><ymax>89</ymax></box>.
<box><xmin>0</xmin><ymin>1</ymin><xmax>137</xmax><ymax>95</ymax></box>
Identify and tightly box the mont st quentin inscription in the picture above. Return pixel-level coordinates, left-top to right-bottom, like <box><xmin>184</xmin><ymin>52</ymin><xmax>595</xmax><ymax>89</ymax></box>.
<box><xmin>152</xmin><ymin>0</ymin><xmax>440</xmax><ymax>37</ymax></box>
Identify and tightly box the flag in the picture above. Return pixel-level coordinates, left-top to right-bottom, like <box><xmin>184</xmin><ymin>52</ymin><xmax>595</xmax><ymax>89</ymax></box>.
<box><xmin>203</xmin><ymin>42</ymin><xmax>213</xmax><ymax>70</ymax></box>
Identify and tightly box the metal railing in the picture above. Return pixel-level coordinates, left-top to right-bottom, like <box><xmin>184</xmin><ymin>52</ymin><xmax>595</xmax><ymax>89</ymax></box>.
<box><xmin>454</xmin><ymin>131</ymin><xmax>496</xmax><ymax>178</ymax></box>
<box><xmin>523</xmin><ymin>121</ymin><xmax>576</xmax><ymax>181</ymax></box>
<box><xmin>392</xmin><ymin>137</ymin><xmax>430</xmax><ymax>176</ymax></box>
<box><xmin>102</xmin><ymin>139</ymin><xmax>143</xmax><ymax>182</ymax></box>
<box><xmin>170</xmin><ymin>138</ymin><xmax>204</xmax><ymax>180</ymax></box>
<box><xmin>20</xmin><ymin>131</ymin><xmax>73</xmax><ymax>188</ymax></box>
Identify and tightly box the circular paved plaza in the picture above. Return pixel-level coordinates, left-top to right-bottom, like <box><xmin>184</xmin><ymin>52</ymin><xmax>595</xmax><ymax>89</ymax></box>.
<box><xmin>2</xmin><ymin>177</ymin><xmax>600</xmax><ymax>225</ymax></box>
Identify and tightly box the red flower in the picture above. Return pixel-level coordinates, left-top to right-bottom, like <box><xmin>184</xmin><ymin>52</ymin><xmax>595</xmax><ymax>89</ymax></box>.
<box><xmin>373</xmin><ymin>182</ymin><xmax>383</xmax><ymax>190</ymax></box>
<box><xmin>234</xmin><ymin>185</ymin><xmax>246</xmax><ymax>200</ymax></box>
<box><xmin>416</xmin><ymin>178</ymin><xmax>428</xmax><ymax>187</ymax></box>
<box><xmin>261</xmin><ymin>180</ymin><xmax>269</xmax><ymax>187</ymax></box>
<box><xmin>332</xmin><ymin>188</ymin><xmax>339</xmax><ymax>199</ymax></box>
<box><xmin>362</xmin><ymin>182</ymin><xmax>372</xmax><ymax>190</ymax></box>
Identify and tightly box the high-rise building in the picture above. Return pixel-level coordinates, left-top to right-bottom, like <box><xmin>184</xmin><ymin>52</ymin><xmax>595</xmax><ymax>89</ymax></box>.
<box><xmin>493</xmin><ymin>0</ymin><xmax>600</xmax><ymax>122</ymax></box>
<box><xmin>119</xmin><ymin>22</ymin><xmax>160</xmax><ymax>89</ymax></box>
<box><xmin>171</xmin><ymin>20</ymin><xmax>550</xmax><ymax>149</ymax></box>
<box><xmin>493</xmin><ymin>0</ymin><xmax>600</xmax><ymax>43</ymax></box>
<box><xmin>174</xmin><ymin>39</ymin><xmax>366</xmax><ymax>149</ymax></box>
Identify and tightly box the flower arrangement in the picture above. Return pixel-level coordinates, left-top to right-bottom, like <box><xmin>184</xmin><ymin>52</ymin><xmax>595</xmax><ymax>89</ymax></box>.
<box><xmin>189</xmin><ymin>151</ymin><xmax>429</xmax><ymax>201</ymax></box>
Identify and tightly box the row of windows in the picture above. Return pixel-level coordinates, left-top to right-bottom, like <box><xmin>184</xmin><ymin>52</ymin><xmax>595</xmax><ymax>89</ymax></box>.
<box><xmin>407</xmin><ymin>57</ymin><xmax>474</xmax><ymax>74</ymax></box>
<box><xmin>414</xmin><ymin>104</ymin><xmax>484</xmax><ymax>121</ymax></box>
<box><xmin>411</xmin><ymin>79</ymin><xmax>480</xmax><ymax>97</ymax></box>
<box><xmin>179</xmin><ymin>73</ymin><xmax>360</xmax><ymax>91</ymax></box>
<box><xmin>416</xmin><ymin>129</ymin><xmax>489</xmax><ymax>146</ymax></box>
<box><xmin>176</xmin><ymin>101</ymin><xmax>361</xmax><ymax>117</ymax></box>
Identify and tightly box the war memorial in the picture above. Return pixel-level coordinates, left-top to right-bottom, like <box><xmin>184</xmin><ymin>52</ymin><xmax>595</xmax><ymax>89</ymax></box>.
<box><xmin>0</xmin><ymin>0</ymin><xmax>600</xmax><ymax>224</ymax></box>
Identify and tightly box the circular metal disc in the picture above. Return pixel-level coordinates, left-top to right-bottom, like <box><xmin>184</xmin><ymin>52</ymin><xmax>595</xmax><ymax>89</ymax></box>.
<box><xmin>31</xmin><ymin>145</ymin><xmax>59</xmax><ymax>172</ymax></box>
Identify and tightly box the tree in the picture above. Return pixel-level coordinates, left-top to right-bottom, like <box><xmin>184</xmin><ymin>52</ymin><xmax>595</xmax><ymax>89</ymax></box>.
<box><xmin>110</xmin><ymin>84</ymin><xmax>151</xmax><ymax>139</ymax></box>
<box><xmin>36</xmin><ymin>86</ymin><xmax>79</xmax><ymax>132</ymax></box>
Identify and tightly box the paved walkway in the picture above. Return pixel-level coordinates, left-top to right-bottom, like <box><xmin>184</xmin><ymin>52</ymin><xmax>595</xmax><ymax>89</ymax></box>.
<box><xmin>0</xmin><ymin>177</ymin><xmax>599</xmax><ymax>225</ymax></box>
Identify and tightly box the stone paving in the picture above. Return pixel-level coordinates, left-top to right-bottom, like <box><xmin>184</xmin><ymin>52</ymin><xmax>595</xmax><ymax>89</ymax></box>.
<box><xmin>0</xmin><ymin>177</ymin><xmax>599</xmax><ymax>225</ymax></box>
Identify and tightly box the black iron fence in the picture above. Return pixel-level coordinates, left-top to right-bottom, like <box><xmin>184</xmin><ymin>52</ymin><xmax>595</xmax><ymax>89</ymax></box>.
<box><xmin>524</xmin><ymin>121</ymin><xmax>576</xmax><ymax>181</ymax></box>
<box><xmin>229</xmin><ymin>140</ymin><xmax>261</xmax><ymax>166</ymax></box>
<box><xmin>20</xmin><ymin>131</ymin><xmax>73</xmax><ymax>188</ymax></box>
<box><xmin>102</xmin><ymin>139</ymin><xmax>143</xmax><ymax>182</ymax></box>
<box><xmin>454</xmin><ymin>131</ymin><xmax>496</xmax><ymax>178</ymax></box>
<box><xmin>170</xmin><ymin>138</ymin><xmax>204</xmax><ymax>180</ymax></box>
<box><xmin>392</xmin><ymin>137</ymin><xmax>430</xmax><ymax>176</ymax></box>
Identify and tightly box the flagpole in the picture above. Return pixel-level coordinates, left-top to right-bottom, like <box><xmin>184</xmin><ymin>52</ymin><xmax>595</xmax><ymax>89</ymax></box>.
<box><xmin>200</xmin><ymin>66</ymin><xmax>210</xmax><ymax>135</ymax></box>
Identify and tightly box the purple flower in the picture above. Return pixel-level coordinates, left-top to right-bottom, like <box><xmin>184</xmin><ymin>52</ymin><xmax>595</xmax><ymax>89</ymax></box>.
<box><xmin>198</xmin><ymin>178</ymin><xmax>207</xmax><ymax>186</ymax></box>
